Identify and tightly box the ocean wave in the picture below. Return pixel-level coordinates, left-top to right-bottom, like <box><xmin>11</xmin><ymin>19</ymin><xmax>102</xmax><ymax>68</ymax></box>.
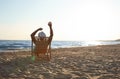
<box><xmin>0</xmin><ymin>40</ymin><xmax>120</xmax><ymax>52</ymax></box>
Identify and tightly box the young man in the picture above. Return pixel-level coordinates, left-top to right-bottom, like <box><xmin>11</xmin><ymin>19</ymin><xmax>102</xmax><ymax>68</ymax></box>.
<box><xmin>31</xmin><ymin>21</ymin><xmax>53</xmax><ymax>57</ymax></box>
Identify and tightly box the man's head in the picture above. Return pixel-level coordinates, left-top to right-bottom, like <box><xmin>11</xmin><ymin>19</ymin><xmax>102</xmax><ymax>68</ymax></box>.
<box><xmin>38</xmin><ymin>31</ymin><xmax>46</xmax><ymax>40</ymax></box>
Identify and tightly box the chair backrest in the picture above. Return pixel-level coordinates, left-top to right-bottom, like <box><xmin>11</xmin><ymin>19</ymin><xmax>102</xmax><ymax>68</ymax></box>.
<box><xmin>33</xmin><ymin>37</ymin><xmax>51</xmax><ymax>54</ymax></box>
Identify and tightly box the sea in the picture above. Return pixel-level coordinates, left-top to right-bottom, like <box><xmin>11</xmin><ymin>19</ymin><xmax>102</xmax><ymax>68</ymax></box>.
<box><xmin>0</xmin><ymin>40</ymin><xmax>120</xmax><ymax>52</ymax></box>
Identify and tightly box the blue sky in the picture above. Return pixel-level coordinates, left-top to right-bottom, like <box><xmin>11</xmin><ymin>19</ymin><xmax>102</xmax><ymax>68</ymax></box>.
<box><xmin>0</xmin><ymin>0</ymin><xmax>120</xmax><ymax>40</ymax></box>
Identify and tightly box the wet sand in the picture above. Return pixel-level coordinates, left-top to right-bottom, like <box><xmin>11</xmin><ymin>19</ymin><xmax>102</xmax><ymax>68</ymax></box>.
<box><xmin>0</xmin><ymin>44</ymin><xmax>120</xmax><ymax>79</ymax></box>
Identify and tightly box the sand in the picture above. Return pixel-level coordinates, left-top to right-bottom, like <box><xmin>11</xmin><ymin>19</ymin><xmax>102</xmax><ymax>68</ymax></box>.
<box><xmin>0</xmin><ymin>44</ymin><xmax>120</xmax><ymax>79</ymax></box>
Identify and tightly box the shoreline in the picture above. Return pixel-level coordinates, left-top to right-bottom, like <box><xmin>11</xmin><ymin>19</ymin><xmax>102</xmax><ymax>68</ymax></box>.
<box><xmin>0</xmin><ymin>44</ymin><xmax>120</xmax><ymax>79</ymax></box>
<box><xmin>1</xmin><ymin>43</ymin><xmax>120</xmax><ymax>53</ymax></box>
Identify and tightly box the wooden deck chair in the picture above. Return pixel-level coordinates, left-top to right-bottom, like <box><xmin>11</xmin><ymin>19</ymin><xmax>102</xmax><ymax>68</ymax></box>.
<box><xmin>31</xmin><ymin>37</ymin><xmax>51</xmax><ymax>61</ymax></box>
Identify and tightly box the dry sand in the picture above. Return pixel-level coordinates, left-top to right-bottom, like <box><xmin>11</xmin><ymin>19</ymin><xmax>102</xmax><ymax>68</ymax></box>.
<box><xmin>0</xmin><ymin>44</ymin><xmax>120</xmax><ymax>79</ymax></box>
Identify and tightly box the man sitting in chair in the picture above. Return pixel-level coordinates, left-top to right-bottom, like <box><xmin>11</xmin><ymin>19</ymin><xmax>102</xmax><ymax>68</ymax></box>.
<box><xmin>31</xmin><ymin>21</ymin><xmax>53</xmax><ymax>58</ymax></box>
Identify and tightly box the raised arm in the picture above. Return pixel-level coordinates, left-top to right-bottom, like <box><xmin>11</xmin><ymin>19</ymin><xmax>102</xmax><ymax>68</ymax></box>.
<box><xmin>31</xmin><ymin>28</ymin><xmax>43</xmax><ymax>43</ymax></box>
<box><xmin>48</xmin><ymin>22</ymin><xmax>53</xmax><ymax>44</ymax></box>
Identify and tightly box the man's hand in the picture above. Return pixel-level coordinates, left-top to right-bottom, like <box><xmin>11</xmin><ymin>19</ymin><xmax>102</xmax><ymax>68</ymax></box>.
<box><xmin>38</xmin><ymin>28</ymin><xmax>43</xmax><ymax>30</ymax></box>
<box><xmin>48</xmin><ymin>21</ymin><xmax>52</xmax><ymax>27</ymax></box>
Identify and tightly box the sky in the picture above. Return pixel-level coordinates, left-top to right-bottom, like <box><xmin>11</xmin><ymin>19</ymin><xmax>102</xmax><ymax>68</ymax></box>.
<box><xmin>0</xmin><ymin>0</ymin><xmax>120</xmax><ymax>41</ymax></box>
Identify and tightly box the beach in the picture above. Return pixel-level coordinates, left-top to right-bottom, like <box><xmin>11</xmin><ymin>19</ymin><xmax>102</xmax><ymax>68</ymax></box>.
<box><xmin>0</xmin><ymin>44</ymin><xmax>120</xmax><ymax>79</ymax></box>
